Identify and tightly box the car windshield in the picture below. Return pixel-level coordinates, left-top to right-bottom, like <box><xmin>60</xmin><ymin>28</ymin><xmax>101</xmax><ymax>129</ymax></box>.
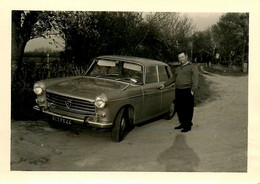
<box><xmin>86</xmin><ymin>59</ymin><xmax>143</xmax><ymax>84</ymax></box>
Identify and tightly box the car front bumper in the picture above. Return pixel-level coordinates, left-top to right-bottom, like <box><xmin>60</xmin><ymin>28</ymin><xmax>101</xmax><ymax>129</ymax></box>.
<box><xmin>33</xmin><ymin>105</ymin><xmax>113</xmax><ymax>128</ymax></box>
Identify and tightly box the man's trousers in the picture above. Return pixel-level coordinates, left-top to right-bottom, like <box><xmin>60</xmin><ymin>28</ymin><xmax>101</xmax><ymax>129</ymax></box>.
<box><xmin>175</xmin><ymin>88</ymin><xmax>194</xmax><ymax>128</ymax></box>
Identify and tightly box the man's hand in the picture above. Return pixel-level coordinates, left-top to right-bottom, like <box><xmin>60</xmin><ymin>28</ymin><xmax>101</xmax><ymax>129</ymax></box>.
<box><xmin>158</xmin><ymin>84</ymin><xmax>164</xmax><ymax>89</ymax></box>
<box><xmin>191</xmin><ymin>90</ymin><xmax>194</xmax><ymax>95</ymax></box>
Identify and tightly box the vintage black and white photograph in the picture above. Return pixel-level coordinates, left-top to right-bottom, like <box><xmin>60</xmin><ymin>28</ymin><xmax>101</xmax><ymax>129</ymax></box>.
<box><xmin>1</xmin><ymin>0</ymin><xmax>260</xmax><ymax>183</ymax></box>
<box><xmin>10</xmin><ymin>10</ymin><xmax>249</xmax><ymax>172</ymax></box>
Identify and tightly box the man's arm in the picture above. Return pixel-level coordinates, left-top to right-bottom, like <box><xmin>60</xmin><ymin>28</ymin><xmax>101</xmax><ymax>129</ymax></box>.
<box><xmin>191</xmin><ymin>64</ymin><xmax>199</xmax><ymax>94</ymax></box>
<box><xmin>158</xmin><ymin>72</ymin><xmax>176</xmax><ymax>89</ymax></box>
<box><xmin>164</xmin><ymin>77</ymin><xmax>176</xmax><ymax>87</ymax></box>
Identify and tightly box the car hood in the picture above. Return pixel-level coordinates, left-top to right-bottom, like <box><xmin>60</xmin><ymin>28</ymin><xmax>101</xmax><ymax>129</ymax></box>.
<box><xmin>46</xmin><ymin>76</ymin><xmax>127</xmax><ymax>100</ymax></box>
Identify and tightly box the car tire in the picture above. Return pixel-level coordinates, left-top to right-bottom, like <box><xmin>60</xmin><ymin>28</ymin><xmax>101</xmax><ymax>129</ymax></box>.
<box><xmin>165</xmin><ymin>101</ymin><xmax>175</xmax><ymax>120</ymax></box>
<box><xmin>111</xmin><ymin>108</ymin><xmax>128</xmax><ymax>142</ymax></box>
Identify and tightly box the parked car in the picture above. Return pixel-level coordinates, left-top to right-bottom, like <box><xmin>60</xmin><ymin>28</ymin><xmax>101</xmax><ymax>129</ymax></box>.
<box><xmin>33</xmin><ymin>55</ymin><xmax>176</xmax><ymax>142</ymax></box>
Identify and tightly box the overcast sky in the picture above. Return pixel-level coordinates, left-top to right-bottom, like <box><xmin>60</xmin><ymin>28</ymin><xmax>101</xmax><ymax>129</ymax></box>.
<box><xmin>25</xmin><ymin>12</ymin><xmax>224</xmax><ymax>52</ymax></box>
<box><xmin>184</xmin><ymin>12</ymin><xmax>224</xmax><ymax>31</ymax></box>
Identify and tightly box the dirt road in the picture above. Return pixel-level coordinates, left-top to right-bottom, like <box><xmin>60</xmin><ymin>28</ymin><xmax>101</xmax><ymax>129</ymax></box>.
<box><xmin>11</xmin><ymin>69</ymin><xmax>248</xmax><ymax>172</ymax></box>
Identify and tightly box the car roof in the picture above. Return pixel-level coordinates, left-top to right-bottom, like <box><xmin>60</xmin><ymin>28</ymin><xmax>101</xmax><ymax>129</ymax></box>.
<box><xmin>96</xmin><ymin>55</ymin><xmax>168</xmax><ymax>67</ymax></box>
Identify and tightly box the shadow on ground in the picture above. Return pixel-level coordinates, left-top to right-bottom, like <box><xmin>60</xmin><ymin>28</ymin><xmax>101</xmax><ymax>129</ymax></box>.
<box><xmin>157</xmin><ymin>134</ymin><xmax>200</xmax><ymax>171</ymax></box>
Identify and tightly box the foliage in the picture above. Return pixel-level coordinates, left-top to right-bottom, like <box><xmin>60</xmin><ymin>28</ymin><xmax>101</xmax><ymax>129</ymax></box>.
<box><xmin>51</xmin><ymin>11</ymin><xmax>145</xmax><ymax>66</ymax></box>
<box><xmin>203</xmin><ymin>64</ymin><xmax>247</xmax><ymax>76</ymax></box>
<box><xmin>11</xmin><ymin>57</ymin><xmax>85</xmax><ymax>120</ymax></box>
<box><xmin>191</xmin><ymin>13</ymin><xmax>249</xmax><ymax>66</ymax></box>
<box><xmin>24</xmin><ymin>49</ymin><xmax>61</xmax><ymax>57</ymax></box>
<box><xmin>194</xmin><ymin>73</ymin><xmax>213</xmax><ymax>106</ymax></box>
<box><xmin>11</xmin><ymin>11</ymin><xmax>56</xmax><ymax>78</ymax></box>
<box><xmin>140</xmin><ymin>13</ymin><xmax>194</xmax><ymax>62</ymax></box>
<box><xmin>211</xmin><ymin>13</ymin><xmax>249</xmax><ymax>66</ymax></box>
<box><xmin>192</xmin><ymin>29</ymin><xmax>217</xmax><ymax>63</ymax></box>
<box><xmin>50</xmin><ymin>11</ymin><xmax>195</xmax><ymax>65</ymax></box>
<box><xmin>12</xmin><ymin>11</ymin><xmax>195</xmax><ymax>69</ymax></box>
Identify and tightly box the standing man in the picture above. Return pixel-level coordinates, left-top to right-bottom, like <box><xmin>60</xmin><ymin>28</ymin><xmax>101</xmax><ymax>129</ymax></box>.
<box><xmin>160</xmin><ymin>51</ymin><xmax>199</xmax><ymax>132</ymax></box>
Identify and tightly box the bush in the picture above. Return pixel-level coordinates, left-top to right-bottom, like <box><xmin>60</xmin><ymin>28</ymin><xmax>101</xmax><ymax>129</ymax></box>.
<box><xmin>194</xmin><ymin>74</ymin><xmax>213</xmax><ymax>106</ymax></box>
<box><xmin>11</xmin><ymin>58</ymin><xmax>86</xmax><ymax>120</ymax></box>
<box><xmin>203</xmin><ymin>65</ymin><xmax>247</xmax><ymax>76</ymax></box>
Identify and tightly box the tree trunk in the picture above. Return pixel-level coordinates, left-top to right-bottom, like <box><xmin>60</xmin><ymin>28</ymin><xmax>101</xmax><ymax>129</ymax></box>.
<box><xmin>11</xmin><ymin>11</ymin><xmax>26</xmax><ymax>82</ymax></box>
<box><xmin>11</xmin><ymin>34</ymin><xmax>27</xmax><ymax>82</ymax></box>
<box><xmin>11</xmin><ymin>11</ymin><xmax>39</xmax><ymax>82</ymax></box>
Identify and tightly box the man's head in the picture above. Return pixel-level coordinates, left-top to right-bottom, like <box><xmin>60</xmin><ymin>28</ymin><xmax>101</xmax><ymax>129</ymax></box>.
<box><xmin>178</xmin><ymin>52</ymin><xmax>188</xmax><ymax>65</ymax></box>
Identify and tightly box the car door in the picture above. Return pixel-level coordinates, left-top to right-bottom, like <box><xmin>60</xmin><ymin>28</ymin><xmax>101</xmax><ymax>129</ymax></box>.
<box><xmin>141</xmin><ymin>66</ymin><xmax>161</xmax><ymax>121</ymax></box>
<box><xmin>158</xmin><ymin>65</ymin><xmax>175</xmax><ymax>113</ymax></box>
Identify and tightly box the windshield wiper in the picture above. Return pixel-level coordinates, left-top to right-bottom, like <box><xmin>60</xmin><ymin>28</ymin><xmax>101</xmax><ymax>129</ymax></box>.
<box><xmin>115</xmin><ymin>77</ymin><xmax>131</xmax><ymax>82</ymax></box>
<box><xmin>104</xmin><ymin>74</ymin><xmax>120</xmax><ymax>77</ymax></box>
<box><xmin>88</xmin><ymin>74</ymin><xmax>121</xmax><ymax>80</ymax></box>
<box><xmin>86</xmin><ymin>74</ymin><xmax>103</xmax><ymax>78</ymax></box>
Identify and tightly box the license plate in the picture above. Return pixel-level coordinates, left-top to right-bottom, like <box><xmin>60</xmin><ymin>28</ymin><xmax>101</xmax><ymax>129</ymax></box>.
<box><xmin>52</xmin><ymin>116</ymin><xmax>72</xmax><ymax>125</ymax></box>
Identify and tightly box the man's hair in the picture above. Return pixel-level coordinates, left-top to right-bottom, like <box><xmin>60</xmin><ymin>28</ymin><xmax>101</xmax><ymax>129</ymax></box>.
<box><xmin>178</xmin><ymin>51</ymin><xmax>187</xmax><ymax>55</ymax></box>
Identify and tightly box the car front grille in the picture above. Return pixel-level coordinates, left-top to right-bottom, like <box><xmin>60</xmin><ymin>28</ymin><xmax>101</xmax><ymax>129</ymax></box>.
<box><xmin>46</xmin><ymin>92</ymin><xmax>96</xmax><ymax>116</ymax></box>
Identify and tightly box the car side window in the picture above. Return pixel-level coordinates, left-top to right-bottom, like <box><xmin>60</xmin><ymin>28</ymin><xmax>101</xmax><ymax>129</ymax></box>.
<box><xmin>145</xmin><ymin>66</ymin><xmax>158</xmax><ymax>84</ymax></box>
<box><xmin>158</xmin><ymin>66</ymin><xmax>170</xmax><ymax>82</ymax></box>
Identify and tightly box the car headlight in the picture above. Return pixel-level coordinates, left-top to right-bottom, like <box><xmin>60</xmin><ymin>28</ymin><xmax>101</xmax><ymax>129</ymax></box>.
<box><xmin>33</xmin><ymin>81</ymin><xmax>45</xmax><ymax>95</ymax></box>
<box><xmin>95</xmin><ymin>95</ymin><xmax>107</xmax><ymax>108</ymax></box>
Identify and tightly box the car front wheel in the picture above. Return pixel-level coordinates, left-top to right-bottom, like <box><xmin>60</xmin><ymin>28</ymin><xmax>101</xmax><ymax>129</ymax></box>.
<box><xmin>111</xmin><ymin>108</ymin><xmax>128</xmax><ymax>142</ymax></box>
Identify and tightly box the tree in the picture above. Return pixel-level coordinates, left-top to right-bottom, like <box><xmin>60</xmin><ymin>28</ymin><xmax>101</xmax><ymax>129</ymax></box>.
<box><xmin>53</xmin><ymin>11</ymin><xmax>145</xmax><ymax>66</ymax></box>
<box><xmin>53</xmin><ymin>12</ymin><xmax>194</xmax><ymax>65</ymax></box>
<box><xmin>11</xmin><ymin>11</ymin><xmax>196</xmax><ymax>74</ymax></box>
<box><xmin>142</xmin><ymin>12</ymin><xmax>195</xmax><ymax>61</ymax></box>
<box><xmin>192</xmin><ymin>29</ymin><xmax>217</xmax><ymax>63</ymax></box>
<box><xmin>212</xmin><ymin>13</ymin><xmax>249</xmax><ymax>66</ymax></box>
<box><xmin>11</xmin><ymin>11</ymin><xmax>58</xmax><ymax>120</ymax></box>
<box><xmin>12</xmin><ymin>11</ymin><xmax>38</xmax><ymax>80</ymax></box>
<box><xmin>11</xmin><ymin>11</ymin><xmax>56</xmax><ymax>80</ymax></box>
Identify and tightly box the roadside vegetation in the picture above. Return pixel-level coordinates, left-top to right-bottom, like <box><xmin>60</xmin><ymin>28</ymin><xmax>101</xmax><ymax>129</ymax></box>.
<box><xmin>194</xmin><ymin>73</ymin><xmax>213</xmax><ymax>107</ymax></box>
<box><xmin>203</xmin><ymin>65</ymin><xmax>248</xmax><ymax>76</ymax></box>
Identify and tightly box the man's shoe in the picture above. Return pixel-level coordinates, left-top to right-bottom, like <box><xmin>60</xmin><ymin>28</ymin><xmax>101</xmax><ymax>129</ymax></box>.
<box><xmin>174</xmin><ymin>125</ymin><xmax>183</xmax><ymax>129</ymax></box>
<box><xmin>181</xmin><ymin>127</ymin><xmax>191</xmax><ymax>132</ymax></box>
